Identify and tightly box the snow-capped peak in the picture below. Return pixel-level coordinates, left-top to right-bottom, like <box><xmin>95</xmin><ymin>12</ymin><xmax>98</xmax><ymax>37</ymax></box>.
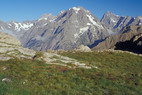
<box><xmin>72</xmin><ymin>7</ymin><xmax>81</xmax><ymax>13</ymax></box>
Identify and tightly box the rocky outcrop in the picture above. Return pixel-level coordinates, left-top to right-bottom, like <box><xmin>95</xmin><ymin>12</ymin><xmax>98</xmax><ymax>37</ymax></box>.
<box><xmin>74</xmin><ymin>45</ymin><xmax>92</xmax><ymax>52</ymax></box>
<box><xmin>0</xmin><ymin>32</ymin><xmax>36</xmax><ymax>60</ymax></box>
<box><xmin>0</xmin><ymin>32</ymin><xmax>21</xmax><ymax>45</ymax></box>
<box><xmin>42</xmin><ymin>52</ymin><xmax>92</xmax><ymax>69</ymax></box>
<box><xmin>0</xmin><ymin>32</ymin><xmax>92</xmax><ymax>69</ymax></box>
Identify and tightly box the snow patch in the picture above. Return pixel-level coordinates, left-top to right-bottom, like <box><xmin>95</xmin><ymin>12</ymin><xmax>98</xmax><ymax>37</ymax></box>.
<box><xmin>74</xmin><ymin>27</ymin><xmax>89</xmax><ymax>38</ymax></box>
<box><xmin>13</xmin><ymin>22</ymin><xmax>33</xmax><ymax>31</ymax></box>
<box><xmin>60</xmin><ymin>11</ymin><xmax>65</xmax><ymax>14</ymax></box>
<box><xmin>49</xmin><ymin>18</ymin><xmax>56</xmax><ymax>23</ymax></box>
<box><xmin>72</xmin><ymin>7</ymin><xmax>80</xmax><ymax>13</ymax></box>
<box><xmin>74</xmin><ymin>34</ymin><xmax>79</xmax><ymax>39</ymax></box>
<box><xmin>8</xmin><ymin>24</ymin><xmax>12</xmax><ymax>26</ymax></box>
<box><xmin>80</xmin><ymin>27</ymin><xmax>89</xmax><ymax>33</ymax></box>
<box><xmin>87</xmin><ymin>23</ymin><xmax>92</xmax><ymax>26</ymax></box>
<box><xmin>38</xmin><ymin>18</ymin><xmax>48</xmax><ymax>21</ymax></box>
<box><xmin>86</xmin><ymin>14</ymin><xmax>103</xmax><ymax>28</ymax></box>
<box><xmin>111</xmin><ymin>18</ymin><xmax>116</xmax><ymax>23</ymax></box>
<box><xmin>0</xmin><ymin>27</ymin><xmax>4</xmax><ymax>30</ymax></box>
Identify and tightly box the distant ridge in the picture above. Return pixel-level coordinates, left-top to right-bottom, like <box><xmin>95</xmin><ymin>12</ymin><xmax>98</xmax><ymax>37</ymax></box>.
<box><xmin>0</xmin><ymin>6</ymin><xmax>142</xmax><ymax>51</ymax></box>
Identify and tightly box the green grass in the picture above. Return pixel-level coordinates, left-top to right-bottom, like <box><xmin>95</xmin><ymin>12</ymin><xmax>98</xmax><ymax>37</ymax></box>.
<box><xmin>0</xmin><ymin>51</ymin><xmax>142</xmax><ymax>95</ymax></box>
<box><xmin>59</xmin><ymin>51</ymin><xmax>142</xmax><ymax>94</ymax></box>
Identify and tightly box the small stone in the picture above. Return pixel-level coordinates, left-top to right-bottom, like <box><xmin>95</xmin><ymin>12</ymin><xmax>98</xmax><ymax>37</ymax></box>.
<box><xmin>2</xmin><ymin>78</ymin><xmax>11</xmax><ymax>82</ymax></box>
<box><xmin>2</xmin><ymin>66</ymin><xmax>7</xmax><ymax>70</ymax></box>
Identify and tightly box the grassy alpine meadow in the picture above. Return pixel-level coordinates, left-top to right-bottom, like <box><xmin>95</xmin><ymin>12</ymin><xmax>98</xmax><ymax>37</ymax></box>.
<box><xmin>0</xmin><ymin>51</ymin><xmax>142</xmax><ymax>95</ymax></box>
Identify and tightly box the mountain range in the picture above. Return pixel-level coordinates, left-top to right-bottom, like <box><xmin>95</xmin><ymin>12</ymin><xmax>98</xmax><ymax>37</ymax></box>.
<box><xmin>0</xmin><ymin>6</ymin><xmax>142</xmax><ymax>52</ymax></box>
<box><xmin>93</xmin><ymin>25</ymin><xmax>142</xmax><ymax>51</ymax></box>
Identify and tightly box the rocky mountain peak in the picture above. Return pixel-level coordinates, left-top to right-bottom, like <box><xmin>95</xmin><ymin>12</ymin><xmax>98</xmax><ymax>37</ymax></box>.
<box><xmin>21</xmin><ymin>7</ymin><xmax>109</xmax><ymax>51</ymax></box>
<box><xmin>38</xmin><ymin>14</ymin><xmax>55</xmax><ymax>21</ymax></box>
<box><xmin>100</xmin><ymin>11</ymin><xmax>141</xmax><ymax>33</ymax></box>
<box><xmin>61</xmin><ymin>6</ymin><xmax>91</xmax><ymax>16</ymax></box>
<box><xmin>70</xmin><ymin>6</ymin><xmax>83</xmax><ymax>11</ymax></box>
<box><xmin>133</xmin><ymin>16</ymin><xmax>142</xmax><ymax>25</ymax></box>
<box><xmin>101</xmin><ymin>12</ymin><xmax>120</xmax><ymax>29</ymax></box>
<box><xmin>103</xmin><ymin>11</ymin><xmax>119</xmax><ymax>17</ymax></box>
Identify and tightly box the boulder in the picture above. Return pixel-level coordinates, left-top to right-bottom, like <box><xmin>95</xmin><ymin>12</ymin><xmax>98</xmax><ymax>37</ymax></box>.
<box><xmin>75</xmin><ymin>45</ymin><xmax>92</xmax><ymax>52</ymax></box>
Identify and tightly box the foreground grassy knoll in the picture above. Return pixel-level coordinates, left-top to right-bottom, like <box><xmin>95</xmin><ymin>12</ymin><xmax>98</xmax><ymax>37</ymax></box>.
<box><xmin>0</xmin><ymin>51</ymin><xmax>142</xmax><ymax>95</ymax></box>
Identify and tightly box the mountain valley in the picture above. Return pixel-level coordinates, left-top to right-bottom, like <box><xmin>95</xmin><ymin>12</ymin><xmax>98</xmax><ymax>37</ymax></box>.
<box><xmin>0</xmin><ymin>6</ymin><xmax>142</xmax><ymax>95</ymax></box>
<box><xmin>0</xmin><ymin>7</ymin><xmax>142</xmax><ymax>52</ymax></box>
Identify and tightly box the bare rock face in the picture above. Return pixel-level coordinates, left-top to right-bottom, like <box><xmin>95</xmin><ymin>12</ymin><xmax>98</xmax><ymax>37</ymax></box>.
<box><xmin>0</xmin><ymin>32</ymin><xmax>21</xmax><ymax>45</ymax></box>
<box><xmin>74</xmin><ymin>45</ymin><xmax>92</xmax><ymax>52</ymax></box>
<box><xmin>101</xmin><ymin>12</ymin><xmax>142</xmax><ymax>33</ymax></box>
<box><xmin>0</xmin><ymin>7</ymin><xmax>109</xmax><ymax>51</ymax></box>
<box><xmin>0</xmin><ymin>32</ymin><xmax>36</xmax><ymax>60</ymax></box>
<box><xmin>21</xmin><ymin>7</ymin><xmax>109</xmax><ymax>51</ymax></box>
<box><xmin>101</xmin><ymin>11</ymin><xmax>121</xmax><ymax>33</ymax></box>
